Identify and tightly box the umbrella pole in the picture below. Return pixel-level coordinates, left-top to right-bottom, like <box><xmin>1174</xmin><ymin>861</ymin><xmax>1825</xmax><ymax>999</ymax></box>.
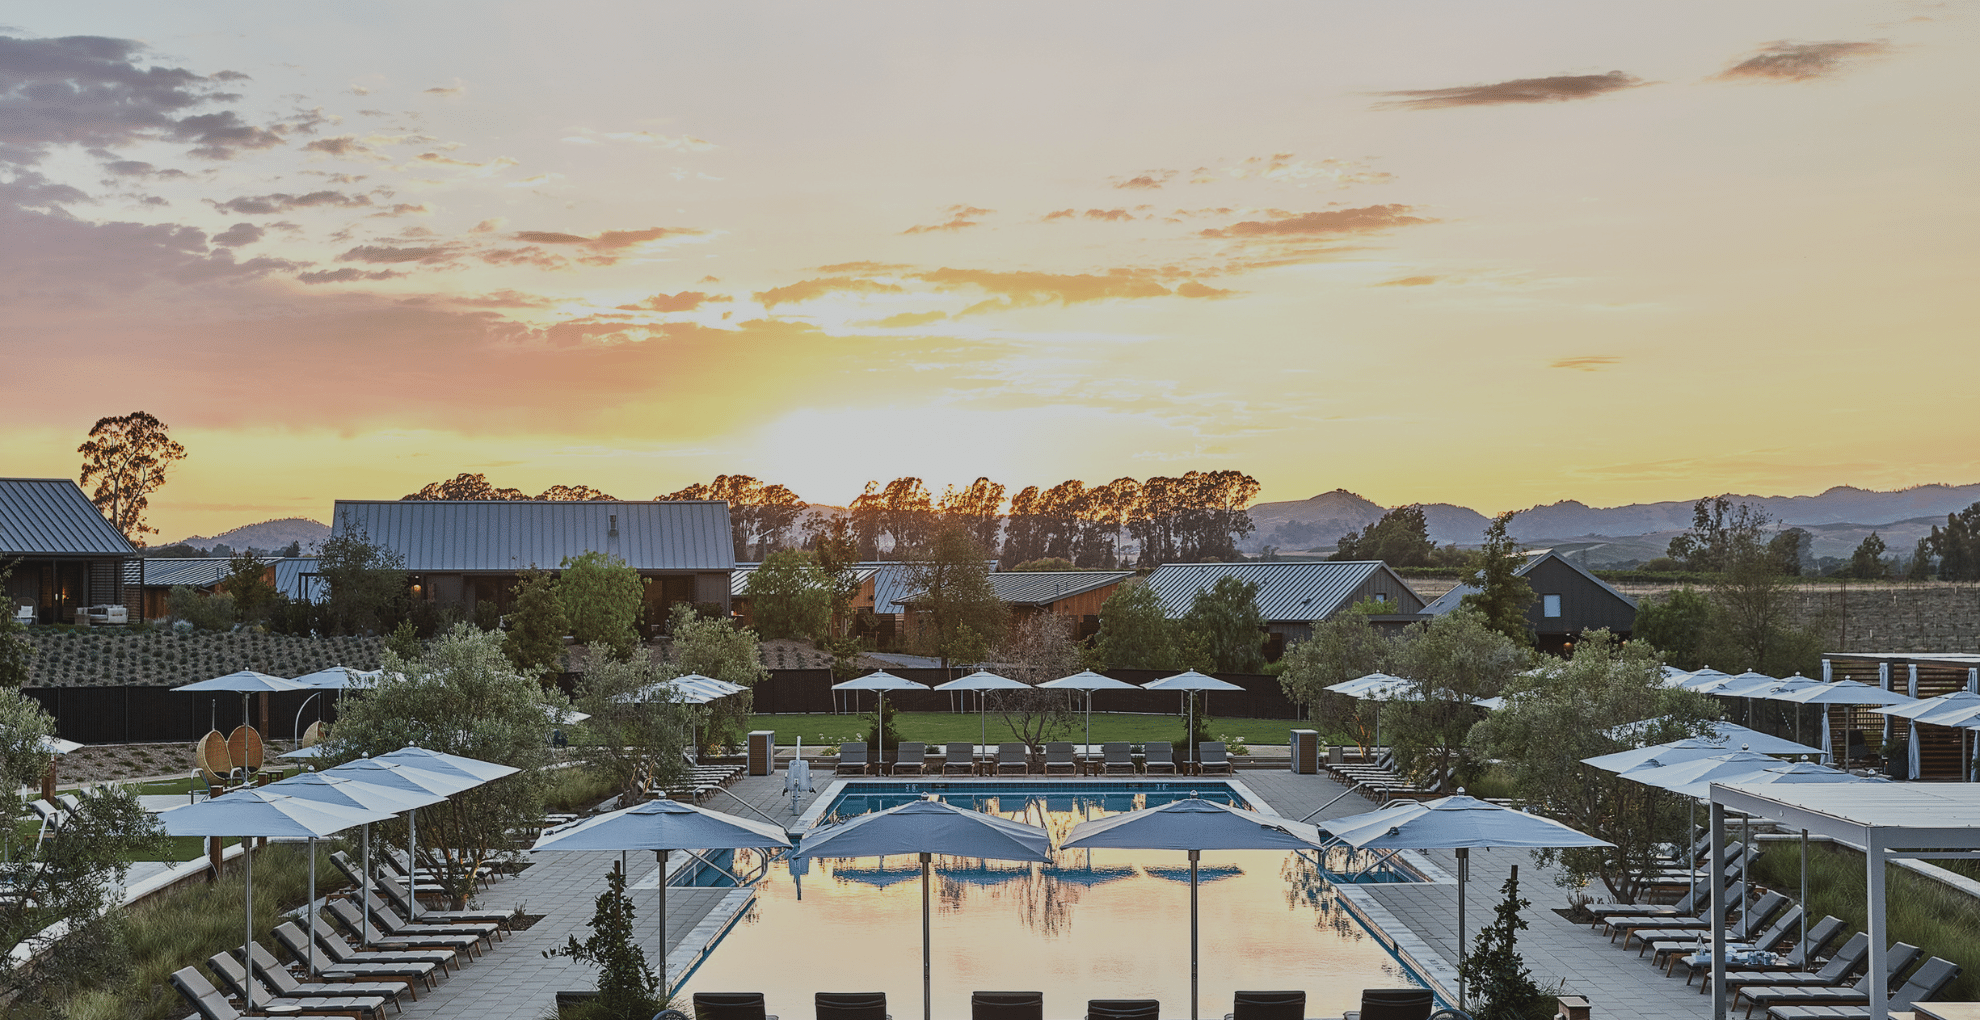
<box><xmin>1800</xmin><ymin>829</ymin><xmax>1809</xmax><ymax>964</ymax></box>
<box><xmin>922</xmin><ymin>850</ymin><xmax>933</xmax><ymax>1020</ymax></box>
<box><xmin>361</xmin><ymin>824</ymin><xmax>371</xmax><ymax>945</ymax></box>
<box><xmin>657</xmin><ymin>848</ymin><xmax>670</xmax><ymax>1000</ymax></box>
<box><xmin>307</xmin><ymin>836</ymin><xmax>317</xmax><ymax>974</ymax></box>
<box><xmin>243</xmin><ymin>835</ymin><xmax>255</xmax><ymax>1011</ymax></box>
<box><xmin>1456</xmin><ymin>848</ymin><xmax>1469</xmax><ymax>1013</ymax></box>
<box><xmin>1189</xmin><ymin>848</ymin><xmax>1200</xmax><ymax>1020</ymax></box>
<box><xmin>408</xmin><ymin>807</ymin><xmax>419</xmax><ymax>917</ymax></box>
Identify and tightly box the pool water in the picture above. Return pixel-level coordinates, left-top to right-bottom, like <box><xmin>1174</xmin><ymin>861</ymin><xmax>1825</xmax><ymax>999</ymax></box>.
<box><xmin>676</xmin><ymin>782</ymin><xmax>1428</xmax><ymax>1018</ymax></box>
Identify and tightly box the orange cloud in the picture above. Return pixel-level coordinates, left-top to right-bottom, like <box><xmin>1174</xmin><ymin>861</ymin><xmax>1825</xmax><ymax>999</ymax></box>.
<box><xmin>1085</xmin><ymin>208</ymin><xmax>1135</xmax><ymax>221</ymax></box>
<box><xmin>1376</xmin><ymin>275</ymin><xmax>1440</xmax><ymax>287</ymax></box>
<box><xmin>1112</xmin><ymin>171</ymin><xmax>1175</xmax><ymax>190</ymax></box>
<box><xmin>902</xmin><ymin>205</ymin><xmax>993</xmax><ymax>234</ymax></box>
<box><xmin>753</xmin><ymin>276</ymin><xmax>905</xmax><ymax>308</ymax></box>
<box><xmin>860</xmin><ymin>310</ymin><xmax>950</xmax><ymax>327</ymax></box>
<box><xmin>1200</xmin><ymin>204</ymin><xmax>1431</xmax><ymax>238</ymax></box>
<box><xmin>1375</xmin><ymin>71</ymin><xmax>1645</xmax><ymax>110</ymax></box>
<box><xmin>1550</xmin><ymin>355</ymin><xmax>1620</xmax><ymax>371</ymax></box>
<box><xmin>1042</xmin><ymin>209</ymin><xmax>1077</xmax><ymax>221</ymax></box>
<box><xmin>1713</xmin><ymin>41</ymin><xmax>1889</xmax><ymax>82</ymax></box>
<box><xmin>1175</xmin><ymin>281</ymin><xmax>1235</xmax><ymax>299</ymax></box>
<box><xmin>617</xmin><ymin>290</ymin><xmax>730</xmax><ymax>312</ymax></box>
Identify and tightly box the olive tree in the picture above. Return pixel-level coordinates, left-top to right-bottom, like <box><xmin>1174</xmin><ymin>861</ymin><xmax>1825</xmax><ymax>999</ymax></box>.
<box><xmin>559</xmin><ymin>551</ymin><xmax>644</xmax><ymax>660</ymax></box>
<box><xmin>1466</xmin><ymin>632</ymin><xmax>1721</xmax><ymax>902</ymax></box>
<box><xmin>1382</xmin><ymin>609</ymin><xmax>1532</xmax><ymax>788</ymax></box>
<box><xmin>574</xmin><ymin>650</ymin><xmax>696</xmax><ymax>800</ymax></box>
<box><xmin>325</xmin><ymin>623</ymin><xmax>551</xmax><ymax>909</ymax></box>
<box><xmin>990</xmin><ymin>612</ymin><xmax>1081</xmax><ymax>748</ymax></box>
<box><xmin>745</xmin><ymin>550</ymin><xmax>832</xmax><ymax>640</ymax></box>
<box><xmin>666</xmin><ymin>603</ymin><xmax>767</xmax><ymax>753</ymax></box>
<box><xmin>1277</xmin><ymin>608</ymin><xmax>1390</xmax><ymax>754</ymax></box>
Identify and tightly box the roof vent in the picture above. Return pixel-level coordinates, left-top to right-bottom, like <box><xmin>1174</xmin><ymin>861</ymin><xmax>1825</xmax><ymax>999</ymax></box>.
<box><xmin>609</xmin><ymin>514</ymin><xmax>619</xmax><ymax>537</ymax></box>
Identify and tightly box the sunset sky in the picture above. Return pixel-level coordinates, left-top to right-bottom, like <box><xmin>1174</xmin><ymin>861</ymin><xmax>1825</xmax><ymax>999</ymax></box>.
<box><xmin>2</xmin><ymin>2</ymin><xmax>1975</xmax><ymax>541</ymax></box>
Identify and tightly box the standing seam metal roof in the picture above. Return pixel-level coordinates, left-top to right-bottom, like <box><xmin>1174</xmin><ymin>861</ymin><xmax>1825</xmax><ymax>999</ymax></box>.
<box><xmin>1422</xmin><ymin>550</ymin><xmax>1638</xmax><ymax>616</ymax></box>
<box><xmin>139</xmin><ymin>558</ymin><xmax>232</xmax><ymax>588</ymax></box>
<box><xmin>329</xmin><ymin>500</ymin><xmax>735</xmax><ymax>572</ymax></box>
<box><xmin>1144</xmin><ymin>561</ymin><xmax>1404</xmax><ymax>622</ymax></box>
<box><xmin>274</xmin><ymin>557</ymin><xmax>326</xmax><ymax>603</ymax></box>
<box><xmin>0</xmin><ymin>478</ymin><xmax>137</xmax><ymax>557</ymax></box>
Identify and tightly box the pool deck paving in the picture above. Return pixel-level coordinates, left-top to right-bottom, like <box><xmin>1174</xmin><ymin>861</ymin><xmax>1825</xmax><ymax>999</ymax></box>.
<box><xmin>382</xmin><ymin>769</ymin><xmax>1711</xmax><ymax>1018</ymax></box>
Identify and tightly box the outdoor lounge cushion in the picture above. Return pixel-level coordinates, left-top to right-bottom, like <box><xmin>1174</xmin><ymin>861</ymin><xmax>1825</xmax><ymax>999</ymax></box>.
<box><xmin>1720</xmin><ymin>932</ymin><xmax>1871</xmax><ymax>1000</ymax></box>
<box><xmin>272</xmin><ymin>922</ymin><xmax>442</xmax><ymax>989</ymax></box>
<box><xmin>1044</xmin><ymin>743</ymin><xmax>1077</xmax><ymax>775</ymax></box>
<box><xmin>695</xmin><ymin>992</ymin><xmax>779</xmax><ymax>1020</ymax></box>
<box><xmin>1352</xmin><ymin>988</ymin><xmax>1434</xmax><ymax>1020</ymax></box>
<box><xmin>996</xmin><ymin>743</ymin><xmax>1029</xmax><ymax>775</ymax></box>
<box><xmin>1224</xmin><ymin>989</ymin><xmax>1304</xmax><ymax>1020</ymax></box>
<box><xmin>816</xmin><ymin>991</ymin><xmax>888</xmax><ymax>1020</ymax></box>
<box><xmin>1086</xmin><ymin>999</ymin><xmax>1159</xmax><ymax>1020</ymax></box>
<box><xmin>1620</xmin><ymin>889</ymin><xmax>1783</xmax><ymax>948</ymax></box>
<box><xmin>172</xmin><ymin>965</ymin><xmax>368</xmax><ymax>1020</ymax></box>
<box><xmin>206</xmin><ymin>952</ymin><xmax>388</xmax><ymax>1020</ymax></box>
<box><xmin>1101</xmin><ymin>743</ymin><xmax>1135</xmax><ymax>774</ymax></box>
<box><xmin>1653</xmin><ymin>905</ymin><xmax>1804</xmax><ymax>965</ymax></box>
<box><xmin>243</xmin><ymin>942</ymin><xmax>410</xmax><ymax>1006</ymax></box>
<box><xmin>1737</xmin><ymin>943</ymin><xmax>1922</xmax><ymax>1016</ymax></box>
<box><xmin>1198</xmin><ymin>742</ymin><xmax>1234</xmax><ymax>775</ymax></box>
<box><xmin>836</xmin><ymin>743</ymin><xmax>870</xmax><ymax>776</ymax></box>
<box><xmin>1762</xmin><ymin>956</ymin><xmax>1961</xmax><ymax>1020</ymax></box>
<box><xmin>971</xmin><ymin>991</ymin><xmax>1043</xmax><ymax>1020</ymax></box>
<box><xmin>1686</xmin><ymin>915</ymin><xmax>1846</xmax><ymax>988</ymax></box>
<box><xmin>1143</xmin><ymin>742</ymin><xmax>1177</xmax><ymax>774</ymax></box>
<box><xmin>893</xmin><ymin>742</ymin><xmax>928</xmax><ymax>775</ymax></box>
<box><xmin>362</xmin><ymin>893</ymin><xmax>501</xmax><ymax>943</ymax></box>
<box><xmin>943</xmin><ymin>743</ymin><xmax>976</xmax><ymax>775</ymax></box>
<box><xmin>331</xmin><ymin>851</ymin><xmax>512</xmax><ymax>930</ymax></box>
<box><xmin>291</xmin><ymin>919</ymin><xmax>458</xmax><ymax>972</ymax></box>
<box><xmin>326</xmin><ymin>899</ymin><xmax>482</xmax><ymax>956</ymax></box>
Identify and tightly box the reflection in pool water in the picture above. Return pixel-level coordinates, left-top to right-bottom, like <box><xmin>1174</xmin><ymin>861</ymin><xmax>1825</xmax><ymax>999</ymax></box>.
<box><xmin>677</xmin><ymin>785</ymin><xmax>1426</xmax><ymax>1018</ymax></box>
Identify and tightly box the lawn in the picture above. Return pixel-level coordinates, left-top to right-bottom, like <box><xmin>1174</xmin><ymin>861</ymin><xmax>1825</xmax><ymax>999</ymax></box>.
<box><xmin>746</xmin><ymin>712</ymin><xmax>1324</xmax><ymax>748</ymax></box>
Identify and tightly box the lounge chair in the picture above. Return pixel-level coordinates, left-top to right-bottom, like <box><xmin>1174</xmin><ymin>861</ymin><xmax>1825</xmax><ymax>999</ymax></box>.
<box><xmin>288</xmin><ymin>918</ymin><xmax>458</xmax><ymax>973</ymax></box>
<box><xmin>971</xmin><ymin>991</ymin><xmax>1043</xmax><ymax>1020</ymax></box>
<box><xmin>943</xmin><ymin>742</ymin><xmax>976</xmax><ymax>776</ymax></box>
<box><xmin>1681</xmin><ymin>914</ymin><xmax>1844</xmax><ymax>987</ymax></box>
<box><xmin>172</xmin><ymin>965</ymin><xmax>369</xmax><ymax>1020</ymax></box>
<box><xmin>1086</xmin><ymin>1000</ymin><xmax>1159</xmax><ymax>1020</ymax></box>
<box><xmin>240</xmin><ymin>943</ymin><xmax>411</xmax><ymax>1008</ymax></box>
<box><xmin>1598</xmin><ymin>854</ymin><xmax>1747</xmax><ymax>937</ymax></box>
<box><xmin>892</xmin><ymin>742</ymin><xmax>928</xmax><ymax>776</ymax></box>
<box><xmin>1653</xmin><ymin>905</ymin><xmax>1802</xmax><ymax>968</ymax></box>
<box><xmin>1198</xmin><ymin>742</ymin><xmax>1233</xmax><ymax>776</ymax></box>
<box><xmin>1763</xmin><ymin>956</ymin><xmax>1961</xmax><ymax>1020</ymax></box>
<box><xmin>1588</xmin><ymin>873</ymin><xmax>1713</xmax><ymax>924</ymax></box>
<box><xmin>1737</xmin><ymin>943</ymin><xmax>1922</xmax><ymax>1017</ymax></box>
<box><xmin>1143</xmin><ymin>742</ymin><xmax>1177</xmax><ymax>775</ymax></box>
<box><xmin>837</xmin><ymin>743</ymin><xmax>871</xmax><ymax>776</ymax></box>
<box><xmin>1346</xmin><ymin>988</ymin><xmax>1433</xmax><ymax>1020</ymax></box>
<box><xmin>1719</xmin><ymin>932</ymin><xmax>1871</xmax><ymax>1002</ymax></box>
<box><xmin>1101</xmin><ymin>743</ymin><xmax>1136</xmax><ymax>775</ymax></box>
<box><xmin>1617</xmin><ymin>888</ymin><xmax>1782</xmax><ymax>949</ymax></box>
<box><xmin>272</xmin><ymin>922</ymin><xmax>443</xmax><ymax>989</ymax></box>
<box><xmin>1224</xmin><ymin>989</ymin><xmax>1305</xmax><ymax>1020</ymax></box>
<box><xmin>205</xmin><ymin>952</ymin><xmax>389</xmax><ymax>1020</ymax></box>
<box><xmin>1044</xmin><ymin>743</ymin><xmax>1077</xmax><ymax>776</ymax></box>
<box><xmin>694</xmin><ymin>992</ymin><xmax>778</xmax><ymax>1020</ymax></box>
<box><xmin>815</xmin><ymin>991</ymin><xmax>888</xmax><ymax>1020</ymax></box>
<box><xmin>362</xmin><ymin>892</ymin><xmax>501</xmax><ymax>944</ymax></box>
<box><xmin>996</xmin><ymin>743</ymin><xmax>1030</xmax><ymax>776</ymax></box>
<box><xmin>325</xmin><ymin>899</ymin><xmax>482</xmax><ymax>957</ymax></box>
<box><xmin>331</xmin><ymin>852</ymin><xmax>513</xmax><ymax>931</ymax></box>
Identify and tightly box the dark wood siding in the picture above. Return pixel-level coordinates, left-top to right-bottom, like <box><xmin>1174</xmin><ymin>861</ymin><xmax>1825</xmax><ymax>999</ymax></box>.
<box><xmin>1522</xmin><ymin>557</ymin><xmax>1636</xmax><ymax>637</ymax></box>
<box><xmin>1346</xmin><ymin>571</ymin><xmax>1426</xmax><ymax>615</ymax></box>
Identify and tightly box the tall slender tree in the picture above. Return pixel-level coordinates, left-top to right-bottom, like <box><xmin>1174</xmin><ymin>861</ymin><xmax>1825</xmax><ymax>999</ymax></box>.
<box><xmin>1462</xmin><ymin>511</ymin><xmax>1536</xmax><ymax>646</ymax></box>
<box><xmin>76</xmin><ymin>411</ymin><xmax>186</xmax><ymax>545</ymax></box>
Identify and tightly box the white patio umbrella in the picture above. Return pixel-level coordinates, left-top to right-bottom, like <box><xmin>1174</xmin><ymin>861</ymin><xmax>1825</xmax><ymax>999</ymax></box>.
<box><xmin>286</xmin><ymin>666</ymin><xmax>379</xmax><ymax>742</ymax></box>
<box><xmin>1778</xmin><ymin>681</ymin><xmax>1916</xmax><ymax>763</ymax></box>
<box><xmin>534</xmin><ymin>797</ymin><xmax>792</xmax><ymax>997</ymax></box>
<box><xmin>159</xmin><ymin>791</ymin><xmax>394</xmax><ymax>1011</ymax></box>
<box><xmin>40</xmin><ymin>735</ymin><xmax>83</xmax><ymax>754</ymax></box>
<box><xmin>175</xmin><ymin>670</ymin><xmax>309</xmax><ymax>738</ymax></box>
<box><xmin>933</xmin><ymin>671</ymin><xmax>1030</xmax><ymax>753</ymax></box>
<box><xmin>1064</xmin><ymin>798</ymin><xmax>1326</xmax><ymax>1020</ymax></box>
<box><xmin>1039</xmin><ymin>670</ymin><xmax>1141</xmax><ymax>753</ymax></box>
<box><xmin>1601</xmin><ymin>720</ymin><xmax>1826</xmax><ymax>758</ymax></box>
<box><xmin>318</xmin><ymin>758</ymin><xmax>474</xmax><ymax>921</ymax></box>
<box><xmin>1676</xmin><ymin>667</ymin><xmax>1733</xmax><ymax>690</ymax></box>
<box><xmin>791</xmin><ymin>798</ymin><xmax>1050</xmax><ymax>1020</ymax></box>
<box><xmin>264</xmin><ymin>771</ymin><xmax>441</xmax><ymax>971</ymax></box>
<box><xmin>1324</xmin><ymin>672</ymin><xmax>1417</xmax><ymax>750</ymax></box>
<box><xmin>1580</xmin><ymin>738</ymin><xmax>1737</xmax><ymax>775</ymax></box>
<box><xmin>1323</xmin><ymin>794</ymin><xmax>1612</xmax><ymax>1012</ymax></box>
<box><xmin>374</xmin><ymin>746</ymin><xmax>522</xmax><ymax>785</ymax></box>
<box><xmin>617</xmin><ymin>673</ymin><xmax>749</xmax><ymax>706</ymax></box>
<box><xmin>1143</xmin><ymin>671</ymin><xmax>1246</xmax><ymax>768</ymax></box>
<box><xmin>831</xmin><ymin>671</ymin><xmax>932</xmax><ymax>749</ymax></box>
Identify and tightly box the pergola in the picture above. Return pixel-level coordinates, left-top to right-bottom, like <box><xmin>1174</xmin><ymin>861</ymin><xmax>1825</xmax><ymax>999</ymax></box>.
<box><xmin>1707</xmin><ymin>783</ymin><xmax>1980</xmax><ymax>1020</ymax></box>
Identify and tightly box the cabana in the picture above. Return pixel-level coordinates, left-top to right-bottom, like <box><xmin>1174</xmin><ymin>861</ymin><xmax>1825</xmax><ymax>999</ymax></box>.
<box><xmin>1706</xmin><ymin>783</ymin><xmax>1980</xmax><ymax>1020</ymax></box>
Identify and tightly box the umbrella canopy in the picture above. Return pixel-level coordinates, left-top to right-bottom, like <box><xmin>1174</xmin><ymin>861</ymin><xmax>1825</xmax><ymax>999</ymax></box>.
<box><xmin>160</xmin><ymin>789</ymin><xmax>395</xmax><ymax>1012</ymax></box>
<box><xmin>832</xmin><ymin>670</ymin><xmax>931</xmax><ymax>692</ymax></box>
<box><xmin>1676</xmin><ymin>668</ymin><xmax>1734</xmax><ymax>690</ymax></box>
<box><xmin>1323</xmin><ymin>794</ymin><xmax>1611</xmax><ymax>1012</ymax></box>
<box><xmin>534</xmin><ymin>796</ymin><xmax>792</xmax><ymax>854</ymax></box>
<box><xmin>320</xmin><ymin>757</ymin><xmax>476</xmax><ymax>795</ymax></box>
<box><xmin>289</xmin><ymin>666</ymin><xmax>380</xmax><ymax>689</ymax></box>
<box><xmin>1144</xmin><ymin>671</ymin><xmax>1246</xmax><ymax>767</ymax></box>
<box><xmin>1776</xmin><ymin>679</ymin><xmax>1916</xmax><ymax>707</ymax></box>
<box><xmin>175</xmin><ymin>670</ymin><xmax>308</xmax><ymax>695</ymax></box>
<box><xmin>618</xmin><ymin>673</ymin><xmax>749</xmax><ymax>705</ymax></box>
<box><xmin>1064</xmin><ymin>799</ymin><xmax>1325</xmax><ymax>1020</ymax></box>
<box><xmin>1325</xmin><ymin>672</ymin><xmax>1413</xmax><ymax>698</ymax></box>
<box><xmin>1581</xmin><ymin>739</ymin><xmax>1735</xmax><ymax>775</ymax></box>
<box><xmin>372</xmin><ymin>746</ymin><xmax>521</xmax><ymax>786</ymax></box>
<box><xmin>793</xmin><ymin>799</ymin><xmax>1049</xmax><ymax>1020</ymax></box>
<box><xmin>1601</xmin><ymin>720</ymin><xmax>1825</xmax><ymax>757</ymax></box>
<box><xmin>1695</xmin><ymin>671</ymin><xmax>1783</xmax><ymax>696</ymax></box>
<box><xmin>41</xmin><ymin>735</ymin><xmax>83</xmax><ymax>754</ymax></box>
<box><xmin>1875</xmin><ymin>691</ymin><xmax>1980</xmax><ymax>722</ymax></box>
<box><xmin>1749</xmin><ymin>677</ymin><xmax>1826</xmax><ymax>702</ymax></box>
<box><xmin>934</xmin><ymin>671</ymin><xmax>1032</xmax><ymax>752</ymax></box>
<box><xmin>1039</xmin><ymin>671</ymin><xmax>1140</xmax><ymax>750</ymax></box>
<box><xmin>1621</xmin><ymin>751</ymin><xmax>1785</xmax><ymax>795</ymax></box>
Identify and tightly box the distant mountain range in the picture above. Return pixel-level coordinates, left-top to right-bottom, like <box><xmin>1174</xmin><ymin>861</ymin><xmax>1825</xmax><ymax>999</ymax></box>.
<box><xmin>164</xmin><ymin>517</ymin><xmax>331</xmax><ymax>555</ymax></box>
<box><xmin>1249</xmin><ymin>484</ymin><xmax>1980</xmax><ymax>565</ymax></box>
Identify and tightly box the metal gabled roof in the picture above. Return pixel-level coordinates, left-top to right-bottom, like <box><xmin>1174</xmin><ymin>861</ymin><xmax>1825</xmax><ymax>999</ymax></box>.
<box><xmin>1144</xmin><ymin>560</ymin><xmax>1410</xmax><ymax>623</ymax></box>
<box><xmin>140</xmin><ymin>558</ymin><xmax>232</xmax><ymax>588</ymax></box>
<box><xmin>1423</xmin><ymin>550</ymin><xmax>1637</xmax><ymax>616</ymax></box>
<box><xmin>274</xmin><ymin>556</ymin><xmax>326</xmax><ymax>603</ymax></box>
<box><xmin>986</xmin><ymin>571</ymin><xmax>1132</xmax><ymax>605</ymax></box>
<box><xmin>729</xmin><ymin>561</ymin><xmax>878</xmax><ymax>598</ymax></box>
<box><xmin>0</xmin><ymin>478</ymin><xmax>137</xmax><ymax>557</ymax></box>
<box><xmin>328</xmin><ymin>499</ymin><xmax>735</xmax><ymax>573</ymax></box>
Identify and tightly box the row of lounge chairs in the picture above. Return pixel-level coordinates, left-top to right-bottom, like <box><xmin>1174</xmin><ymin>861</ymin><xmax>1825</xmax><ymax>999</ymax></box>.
<box><xmin>690</xmin><ymin>987</ymin><xmax>1433</xmax><ymax>1020</ymax></box>
<box><xmin>832</xmin><ymin>742</ymin><xmax>1236</xmax><ymax>776</ymax></box>
<box><xmin>1582</xmin><ymin>836</ymin><xmax>1963</xmax><ymax>1020</ymax></box>
<box><xmin>1323</xmin><ymin>751</ymin><xmax>1447</xmax><ymax>803</ymax></box>
<box><xmin>170</xmin><ymin>846</ymin><xmax>516</xmax><ymax>1019</ymax></box>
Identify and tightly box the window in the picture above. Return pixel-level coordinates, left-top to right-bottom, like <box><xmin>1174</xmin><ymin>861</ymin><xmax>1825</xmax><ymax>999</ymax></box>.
<box><xmin>1542</xmin><ymin>594</ymin><xmax>1562</xmax><ymax>618</ymax></box>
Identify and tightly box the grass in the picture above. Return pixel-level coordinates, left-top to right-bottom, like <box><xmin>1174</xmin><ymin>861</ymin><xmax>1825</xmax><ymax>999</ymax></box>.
<box><xmin>70</xmin><ymin>842</ymin><xmax>346</xmax><ymax>1020</ymax></box>
<box><xmin>1752</xmin><ymin>840</ymin><xmax>1980</xmax><ymax>1002</ymax></box>
<box><xmin>544</xmin><ymin>764</ymin><xmax>620</xmax><ymax>814</ymax></box>
<box><xmin>746</xmin><ymin>712</ymin><xmax>1325</xmax><ymax>748</ymax></box>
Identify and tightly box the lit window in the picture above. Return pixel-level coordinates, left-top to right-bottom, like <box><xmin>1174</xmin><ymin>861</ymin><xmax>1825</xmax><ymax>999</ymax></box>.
<box><xmin>1542</xmin><ymin>594</ymin><xmax>1562</xmax><ymax>618</ymax></box>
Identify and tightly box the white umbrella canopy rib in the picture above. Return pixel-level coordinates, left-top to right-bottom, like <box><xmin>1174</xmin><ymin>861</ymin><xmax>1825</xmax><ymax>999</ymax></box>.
<box><xmin>1143</xmin><ymin>671</ymin><xmax>1246</xmax><ymax>768</ymax></box>
<box><xmin>830</xmin><ymin>671</ymin><xmax>931</xmax><ymax>752</ymax></box>
<box><xmin>1039</xmin><ymin>671</ymin><xmax>1139</xmax><ymax>753</ymax></box>
<box><xmin>933</xmin><ymin>671</ymin><xmax>1030</xmax><ymax>754</ymax></box>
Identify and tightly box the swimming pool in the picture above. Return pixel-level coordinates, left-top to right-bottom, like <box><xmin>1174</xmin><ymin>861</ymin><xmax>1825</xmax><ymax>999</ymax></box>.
<box><xmin>675</xmin><ymin>780</ymin><xmax>1431</xmax><ymax>1018</ymax></box>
